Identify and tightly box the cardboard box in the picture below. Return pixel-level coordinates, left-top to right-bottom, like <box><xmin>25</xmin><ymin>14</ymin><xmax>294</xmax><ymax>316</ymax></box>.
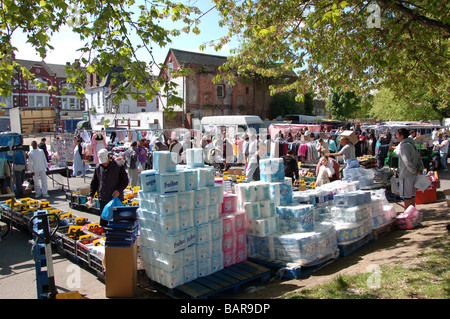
<box><xmin>340</xmin><ymin>130</ymin><xmax>359</xmax><ymax>145</ymax></box>
<box><xmin>444</xmin><ymin>189</ymin><xmax>450</xmax><ymax>207</ymax></box>
<box><xmin>78</xmin><ymin>188</ymin><xmax>90</xmax><ymax>195</ymax></box>
<box><xmin>105</xmin><ymin>242</ymin><xmax>137</xmax><ymax>298</ymax></box>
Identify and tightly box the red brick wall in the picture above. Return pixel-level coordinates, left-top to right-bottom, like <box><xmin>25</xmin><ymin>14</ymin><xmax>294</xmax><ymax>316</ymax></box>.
<box><xmin>183</xmin><ymin>62</ymin><xmax>273</xmax><ymax>119</ymax></box>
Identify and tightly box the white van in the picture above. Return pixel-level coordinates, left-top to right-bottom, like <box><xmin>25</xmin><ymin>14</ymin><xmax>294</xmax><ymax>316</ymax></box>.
<box><xmin>201</xmin><ymin>115</ymin><xmax>266</xmax><ymax>135</ymax></box>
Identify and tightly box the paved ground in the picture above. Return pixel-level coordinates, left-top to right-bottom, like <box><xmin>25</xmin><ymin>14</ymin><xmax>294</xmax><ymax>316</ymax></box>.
<box><xmin>0</xmin><ymin>165</ymin><xmax>449</xmax><ymax>300</ymax></box>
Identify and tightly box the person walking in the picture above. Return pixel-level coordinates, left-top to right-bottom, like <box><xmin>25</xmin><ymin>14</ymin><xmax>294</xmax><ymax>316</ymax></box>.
<box><xmin>396</xmin><ymin>128</ymin><xmax>423</xmax><ymax>210</ymax></box>
<box><xmin>72</xmin><ymin>137</ymin><xmax>84</xmax><ymax>177</ymax></box>
<box><xmin>87</xmin><ymin>149</ymin><xmax>129</xmax><ymax>226</ymax></box>
<box><xmin>438</xmin><ymin>134</ymin><xmax>449</xmax><ymax>171</ymax></box>
<box><xmin>27</xmin><ymin>140</ymin><xmax>49</xmax><ymax>198</ymax></box>
<box><xmin>124</xmin><ymin>141</ymin><xmax>139</xmax><ymax>186</ymax></box>
<box><xmin>281</xmin><ymin>149</ymin><xmax>300</xmax><ymax>185</ymax></box>
<box><xmin>137</xmin><ymin>138</ymin><xmax>148</xmax><ymax>170</ymax></box>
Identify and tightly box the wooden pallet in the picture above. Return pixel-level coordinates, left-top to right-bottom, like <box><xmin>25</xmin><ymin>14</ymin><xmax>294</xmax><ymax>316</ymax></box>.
<box><xmin>338</xmin><ymin>233</ymin><xmax>374</xmax><ymax>257</ymax></box>
<box><xmin>149</xmin><ymin>260</ymin><xmax>271</xmax><ymax>299</ymax></box>
<box><xmin>248</xmin><ymin>252</ymin><xmax>339</xmax><ymax>280</ymax></box>
<box><xmin>372</xmin><ymin>221</ymin><xmax>396</xmax><ymax>240</ymax></box>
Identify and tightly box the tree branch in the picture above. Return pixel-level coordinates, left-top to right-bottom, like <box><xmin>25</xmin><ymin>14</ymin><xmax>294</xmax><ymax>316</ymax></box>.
<box><xmin>379</xmin><ymin>0</ymin><xmax>450</xmax><ymax>35</ymax></box>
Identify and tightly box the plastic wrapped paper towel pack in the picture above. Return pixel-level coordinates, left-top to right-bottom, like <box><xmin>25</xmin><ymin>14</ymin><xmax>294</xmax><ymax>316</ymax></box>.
<box><xmin>329</xmin><ymin>219</ymin><xmax>372</xmax><ymax>245</ymax></box>
<box><xmin>235</xmin><ymin>183</ymin><xmax>257</xmax><ymax>206</ymax></box>
<box><xmin>333</xmin><ymin>190</ymin><xmax>371</xmax><ymax>208</ymax></box>
<box><xmin>222</xmin><ymin>193</ymin><xmax>237</xmax><ymax>214</ymax></box>
<box><xmin>140</xmin><ymin>169</ymin><xmax>157</xmax><ymax>192</ymax></box>
<box><xmin>259</xmin><ymin>158</ymin><xmax>285</xmax><ymax>182</ymax></box>
<box><xmin>198</xmin><ymin>166</ymin><xmax>215</xmax><ymax>188</ymax></box>
<box><xmin>176</xmin><ymin>167</ymin><xmax>198</xmax><ymax>191</ymax></box>
<box><xmin>153</xmin><ymin>151</ymin><xmax>177</xmax><ymax>173</ymax></box>
<box><xmin>246</xmin><ymin>215</ymin><xmax>279</xmax><ymax>237</ymax></box>
<box><xmin>243</xmin><ymin>201</ymin><xmax>261</xmax><ymax>219</ymax></box>
<box><xmin>186</xmin><ymin>148</ymin><xmax>204</xmax><ymax>168</ymax></box>
<box><xmin>248</xmin><ymin>181</ymin><xmax>271</xmax><ymax>201</ymax></box>
<box><xmin>156</xmin><ymin>172</ymin><xmax>182</xmax><ymax>194</ymax></box>
<box><xmin>330</xmin><ymin>203</ymin><xmax>372</xmax><ymax>224</ymax></box>
<box><xmin>269</xmin><ymin>177</ymin><xmax>293</xmax><ymax>206</ymax></box>
<box><xmin>276</xmin><ymin>204</ymin><xmax>315</xmax><ymax>233</ymax></box>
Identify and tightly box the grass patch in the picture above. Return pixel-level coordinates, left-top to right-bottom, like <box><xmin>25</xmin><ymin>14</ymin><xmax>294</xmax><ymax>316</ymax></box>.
<box><xmin>286</xmin><ymin>234</ymin><xmax>450</xmax><ymax>299</ymax></box>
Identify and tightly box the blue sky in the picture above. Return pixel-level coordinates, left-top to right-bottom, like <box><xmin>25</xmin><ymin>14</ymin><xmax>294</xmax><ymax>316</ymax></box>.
<box><xmin>12</xmin><ymin>1</ymin><xmax>238</xmax><ymax>70</ymax></box>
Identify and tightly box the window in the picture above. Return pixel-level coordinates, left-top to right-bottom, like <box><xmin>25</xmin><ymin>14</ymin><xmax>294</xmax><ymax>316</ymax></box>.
<box><xmin>217</xmin><ymin>85</ymin><xmax>225</xmax><ymax>98</ymax></box>
<box><xmin>28</xmin><ymin>95</ymin><xmax>49</xmax><ymax>107</ymax></box>
<box><xmin>28</xmin><ymin>78</ymin><xmax>47</xmax><ymax>91</ymax></box>
<box><xmin>61</xmin><ymin>97</ymin><xmax>81</xmax><ymax>110</ymax></box>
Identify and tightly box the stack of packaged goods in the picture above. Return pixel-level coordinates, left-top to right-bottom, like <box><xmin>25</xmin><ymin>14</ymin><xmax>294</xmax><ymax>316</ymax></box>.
<box><xmin>328</xmin><ymin>191</ymin><xmax>373</xmax><ymax>245</ymax></box>
<box><xmin>137</xmin><ymin>149</ymin><xmax>224</xmax><ymax>289</ymax></box>
<box><xmin>342</xmin><ymin>159</ymin><xmax>375</xmax><ymax>187</ymax></box>
<box><xmin>104</xmin><ymin>206</ymin><xmax>139</xmax><ymax>248</ymax></box>
<box><xmin>245</xmin><ymin>158</ymin><xmax>339</xmax><ymax>266</ymax></box>
<box><xmin>259</xmin><ymin>158</ymin><xmax>293</xmax><ymax>206</ymax></box>
<box><xmin>369</xmin><ymin>189</ymin><xmax>397</xmax><ymax>230</ymax></box>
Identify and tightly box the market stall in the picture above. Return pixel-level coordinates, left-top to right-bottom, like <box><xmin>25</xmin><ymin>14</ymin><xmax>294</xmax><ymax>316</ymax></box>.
<box><xmin>2</xmin><ymin>139</ymin><xmax>441</xmax><ymax>299</ymax></box>
<box><xmin>268</xmin><ymin>123</ymin><xmax>327</xmax><ymax>139</ymax></box>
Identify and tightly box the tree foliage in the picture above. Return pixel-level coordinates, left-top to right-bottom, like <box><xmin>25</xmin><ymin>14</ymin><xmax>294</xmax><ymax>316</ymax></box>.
<box><xmin>213</xmin><ymin>0</ymin><xmax>450</xmax><ymax>118</ymax></box>
<box><xmin>269</xmin><ymin>92</ymin><xmax>304</xmax><ymax>119</ymax></box>
<box><xmin>370</xmin><ymin>87</ymin><xmax>442</xmax><ymax>121</ymax></box>
<box><xmin>0</xmin><ymin>0</ymin><xmax>201</xmax><ymax>111</ymax></box>
<box><xmin>327</xmin><ymin>87</ymin><xmax>361</xmax><ymax>121</ymax></box>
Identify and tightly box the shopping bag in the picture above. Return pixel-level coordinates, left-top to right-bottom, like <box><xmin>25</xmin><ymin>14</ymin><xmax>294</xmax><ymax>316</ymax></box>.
<box><xmin>414</xmin><ymin>174</ymin><xmax>431</xmax><ymax>192</ymax></box>
<box><xmin>101</xmin><ymin>197</ymin><xmax>123</xmax><ymax>222</ymax></box>
<box><xmin>390</xmin><ymin>176</ymin><xmax>400</xmax><ymax>194</ymax></box>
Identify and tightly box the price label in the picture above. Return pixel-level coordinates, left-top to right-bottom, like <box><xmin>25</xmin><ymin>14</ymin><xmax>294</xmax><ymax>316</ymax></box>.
<box><xmin>79</xmin><ymin>234</ymin><xmax>92</xmax><ymax>240</ymax></box>
<box><xmin>68</xmin><ymin>225</ymin><xmax>82</xmax><ymax>234</ymax></box>
<box><xmin>74</xmin><ymin>217</ymin><xmax>87</xmax><ymax>225</ymax></box>
<box><xmin>60</xmin><ymin>212</ymin><xmax>73</xmax><ymax>219</ymax></box>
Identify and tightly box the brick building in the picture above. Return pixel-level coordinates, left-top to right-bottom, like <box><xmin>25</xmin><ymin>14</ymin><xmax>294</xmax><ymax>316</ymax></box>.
<box><xmin>160</xmin><ymin>48</ymin><xmax>297</xmax><ymax>129</ymax></box>
<box><xmin>4</xmin><ymin>59</ymin><xmax>85</xmax><ymax>132</ymax></box>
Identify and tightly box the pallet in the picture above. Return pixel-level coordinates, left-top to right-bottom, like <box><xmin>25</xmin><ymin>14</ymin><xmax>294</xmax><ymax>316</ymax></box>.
<box><xmin>372</xmin><ymin>221</ymin><xmax>396</xmax><ymax>240</ymax></box>
<box><xmin>248</xmin><ymin>252</ymin><xmax>339</xmax><ymax>280</ymax></box>
<box><xmin>338</xmin><ymin>232</ymin><xmax>374</xmax><ymax>257</ymax></box>
<box><xmin>247</xmin><ymin>257</ymin><xmax>301</xmax><ymax>279</ymax></box>
<box><xmin>149</xmin><ymin>260</ymin><xmax>271</xmax><ymax>299</ymax></box>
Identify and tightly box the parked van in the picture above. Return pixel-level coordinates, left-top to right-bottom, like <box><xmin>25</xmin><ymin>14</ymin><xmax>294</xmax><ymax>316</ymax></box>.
<box><xmin>201</xmin><ymin>115</ymin><xmax>266</xmax><ymax>134</ymax></box>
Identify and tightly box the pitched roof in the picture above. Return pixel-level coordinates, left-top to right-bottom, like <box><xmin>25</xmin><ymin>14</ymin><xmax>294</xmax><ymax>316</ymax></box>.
<box><xmin>170</xmin><ymin>48</ymin><xmax>228</xmax><ymax>67</ymax></box>
<box><xmin>165</xmin><ymin>48</ymin><xmax>297</xmax><ymax>78</ymax></box>
<box><xmin>15</xmin><ymin>59</ymin><xmax>70</xmax><ymax>78</ymax></box>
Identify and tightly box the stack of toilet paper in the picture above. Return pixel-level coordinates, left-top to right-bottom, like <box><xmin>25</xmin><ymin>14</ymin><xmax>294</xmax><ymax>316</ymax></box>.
<box><xmin>369</xmin><ymin>189</ymin><xmax>397</xmax><ymax>229</ymax></box>
<box><xmin>276</xmin><ymin>204</ymin><xmax>315</xmax><ymax>233</ymax></box>
<box><xmin>268</xmin><ymin>177</ymin><xmax>293</xmax><ymax>206</ymax></box>
<box><xmin>342</xmin><ymin>159</ymin><xmax>375</xmax><ymax>187</ymax></box>
<box><xmin>137</xmin><ymin>151</ymin><xmax>224</xmax><ymax>289</ymax></box>
<box><xmin>259</xmin><ymin>158</ymin><xmax>285</xmax><ymax>182</ymax></box>
<box><xmin>327</xmin><ymin>189</ymin><xmax>373</xmax><ymax>245</ymax></box>
<box><xmin>221</xmin><ymin>211</ymin><xmax>248</xmax><ymax>267</ymax></box>
<box><xmin>236</xmin><ymin>182</ymin><xmax>279</xmax><ymax>238</ymax></box>
<box><xmin>246</xmin><ymin>222</ymin><xmax>337</xmax><ymax>266</ymax></box>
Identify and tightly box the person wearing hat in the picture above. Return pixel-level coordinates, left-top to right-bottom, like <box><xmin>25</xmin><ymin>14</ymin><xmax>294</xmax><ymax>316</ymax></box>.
<box><xmin>438</xmin><ymin>134</ymin><xmax>449</xmax><ymax>171</ymax></box>
<box><xmin>87</xmin><ymin>148</ymin><xmax>129</xmax><ymax>226</ymax></box>
<box><xmin>326</xmin><ymin>136</ymin><xmax>355</xmax><ymax>164</ymax></box>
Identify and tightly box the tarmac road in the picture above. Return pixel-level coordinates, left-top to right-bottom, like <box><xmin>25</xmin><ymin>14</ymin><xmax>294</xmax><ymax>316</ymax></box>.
<box><xmin>1</xmin><ymin>166</ymin><xmax>449</xmax><ymax>300</ymax></box>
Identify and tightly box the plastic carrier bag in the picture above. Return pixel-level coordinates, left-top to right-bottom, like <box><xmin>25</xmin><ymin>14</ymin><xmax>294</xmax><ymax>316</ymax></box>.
<box><xmin>414</xmin><ymin>174</ymin><xmax>431</xmax><ymax>192</ymax></box>
<box><xmin>101</xmin><ymin>197</ymin><xmax>123</xmax><ymax>222</ymax></box>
